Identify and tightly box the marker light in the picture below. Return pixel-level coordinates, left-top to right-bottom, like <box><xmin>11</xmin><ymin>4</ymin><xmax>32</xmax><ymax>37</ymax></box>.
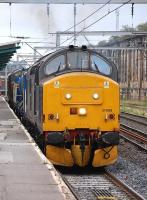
<box><xmin>93</xmin><ymin>93</ymin><xmax>99</xmax><ymax>100</ymax></box>
<box><xmin>108</xmin><ymin>113</ymin><xmax>115</xmax><ymax>120</ymax></box>
<box><xmin>48</xmin><ymin>114</ymin><xmax>55</xmax><ymax>120</ymax></box>
<box><xmin>65</xmin><ymin>93</ymin><xmax>72</xmax><ymax>100</ymax></box>
<box><xmin>78</xmin><ymin>108</ymin><xmax>87</xmax><ymax>116</ymax></box>
<box><xmin>70</xmin><ymin>107</ymin><xmax>77</xmax><ymax>115</ymax></box>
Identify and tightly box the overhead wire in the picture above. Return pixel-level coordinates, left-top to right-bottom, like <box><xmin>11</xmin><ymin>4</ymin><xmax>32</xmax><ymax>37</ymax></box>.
<box><xmin>67</xmin><ymin>35</ymin><xmax>76</xmax><ymax>46</ymax></box>
<box><xmin>66</xmin><ymin>0</ymin><xmax>111</xmax><ymax>46</ymax></box>
<box><xmin>60</xmin><ymin>0</ymin><xmax>132</xmax><ymax>46</ymax></box>
<box><xmin>63</xmin><ymin>0</ymin><xmax>112</xmax><ymax>33</ymax></box>
<box><xmin>24</xmin><ymin>42</ymin><xmax>43</xmax><ymax>56</ymax></box>
<box><xmin>4</xmin><ymin>0</ymin><xmax>110</xmax><ymax>47</ymax></box>
<box><xmin>62</xmin><ymin>0</ymin><xmax>112</xmax><ymax>46</ymax></box>
<box><xmin>83</xmin><ymin>34</ymin><xmax>95</xmax><ymax>48</ymax></box>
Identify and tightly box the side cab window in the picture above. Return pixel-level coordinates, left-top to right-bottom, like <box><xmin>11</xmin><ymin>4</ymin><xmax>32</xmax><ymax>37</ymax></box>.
<box><xmin>44</xmin><ymin>55</ymin><xmax>65</xmax><ymax>75</ymax></box>
<box><xmin>91</xmin><ymin>55</ymin><xmax>112</xmax><ymax>75</ymax></box>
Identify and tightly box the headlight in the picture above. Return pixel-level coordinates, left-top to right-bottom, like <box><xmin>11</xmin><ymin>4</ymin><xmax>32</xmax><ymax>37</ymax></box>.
<box><xmin>65</xmin><ymin>93</ymin><xmax>72</xmax><ymax>99</ymax></box>
<box><xmin>78</xmin><ymin>108</ymin><xmax>87</xmax><ymax>116</ymax></box>
<box><xmin>92</xmin><ymin>93</ymin><xmax>99</xmax><ymax>100</ymax></box>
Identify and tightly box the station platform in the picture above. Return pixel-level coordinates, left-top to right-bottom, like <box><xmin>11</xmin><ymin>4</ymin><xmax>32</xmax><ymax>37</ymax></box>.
<box><xmin>0</xmin><ymin>97</ymin><xmax>71</xmax><ymax>200</ymax></box>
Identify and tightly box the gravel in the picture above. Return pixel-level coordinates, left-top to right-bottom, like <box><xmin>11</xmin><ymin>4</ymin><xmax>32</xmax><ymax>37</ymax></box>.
<box><xmin>107</xmin><ymin>138</ymin><xmax>147</xmax><ymax>199</ymax></box>
<box><xmin>63</xmin><ymin>173</ymin><xmax>130</xmax><ymax>200</ymax></box>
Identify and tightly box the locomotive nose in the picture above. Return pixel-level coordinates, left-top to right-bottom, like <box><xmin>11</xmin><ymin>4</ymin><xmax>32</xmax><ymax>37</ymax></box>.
<box><xmin>43</xmin><ymin>72</ymin><xmax>119</xmax><ymax>167</ymax></box>
<box><xmin>71</xmin><ymin>145</ymin><xmax>91</xmax><ymax>167</ymax></box>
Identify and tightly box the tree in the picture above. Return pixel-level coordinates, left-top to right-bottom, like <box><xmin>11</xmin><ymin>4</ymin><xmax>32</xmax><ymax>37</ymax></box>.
<box><xmin>109</xmin><ymin>36</ymin><xmax>121</xmax><ymax>43</ymax></box>
<box><xmin>97</xmin><ymin>40</ymin><xmax>107</xmax><ymax>46</ymax></box>
<box><xmin>137</xmin><ymin>22</ymin><xmax>147</xmax><ymax>31</ymax></box>
<box><xmin>120</xmin><ymin>25</ymin><xmax>136</xmax><ymax>32</ymax></box>
<box><xmin>97</xmin><ymin>22</ymin><xmax>147</xmax><ymax>46</ymax></box>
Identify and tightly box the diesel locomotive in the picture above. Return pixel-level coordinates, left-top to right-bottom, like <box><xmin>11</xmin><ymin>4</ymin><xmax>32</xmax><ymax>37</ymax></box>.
<box><xmin>8</xmin><ymin>46</ymin><xmax>120</xmax><ymax>167</ymax></box>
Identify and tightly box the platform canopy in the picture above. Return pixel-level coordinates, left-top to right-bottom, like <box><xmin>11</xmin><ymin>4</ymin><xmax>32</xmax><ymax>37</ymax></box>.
<box><xmin>0</xmin><ymin>0</ymin><xmax>147</xmax><ymax>4</ymax></box>
<box><xmin>0</xmin><ymin>41</ymin><xmax>20</xmax><ymax>70</ymax></box>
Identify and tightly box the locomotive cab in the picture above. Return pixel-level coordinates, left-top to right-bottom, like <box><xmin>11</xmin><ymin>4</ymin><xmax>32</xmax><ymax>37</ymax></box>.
<box><xmin>16</xmin><ymin>46</ymin><xmax>120</xmax><ymax>167</ymax></box>
<box><xmin>36</xmin><ymin>46</ymin><xmax>120</xmax><ymax>167</ymax></box>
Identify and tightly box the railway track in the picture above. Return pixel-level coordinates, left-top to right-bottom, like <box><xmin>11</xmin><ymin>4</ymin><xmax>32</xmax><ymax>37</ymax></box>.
<box><xmin>58</xmin><ymin>168</ymin><xmax>145</xmax><ymax>200</ymax></box>
<box><xmin>121</xmin><ymin>112</ymin><xmax>147</xmax><ymax>127</ymax></box>
<box><xmin>120</xmin><ymin>125</ymin><xmax>147</xmax><ymax>151</ymax></box>
<box><xmin>120</xmin><ymin>112</ymin><xmax>147</xmax><ymax>150</ymax></box>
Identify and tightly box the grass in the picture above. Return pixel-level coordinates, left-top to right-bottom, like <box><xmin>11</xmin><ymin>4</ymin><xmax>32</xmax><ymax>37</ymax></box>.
<box><xmin>121</xmin><ymin>99</ymin><xmax>147</xmax><ymax>106</ymax></box>
<box><xmin>120</xmin><ymin>99</ymin><xmax>147</xmax><ymax>117</ymax></box>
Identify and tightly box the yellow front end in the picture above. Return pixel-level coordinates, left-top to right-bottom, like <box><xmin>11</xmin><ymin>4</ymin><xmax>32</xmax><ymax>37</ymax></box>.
<box><xmin>43</xmin><ymin>72</ymin><xmax>120</xmax><ymax>167</ymax></box>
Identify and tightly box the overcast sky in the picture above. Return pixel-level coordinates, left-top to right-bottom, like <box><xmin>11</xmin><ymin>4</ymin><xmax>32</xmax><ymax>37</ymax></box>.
<box><xmin>0</xmin><ymin>3</ymin><xmax>147</xmax><ymax>55</ymax></box>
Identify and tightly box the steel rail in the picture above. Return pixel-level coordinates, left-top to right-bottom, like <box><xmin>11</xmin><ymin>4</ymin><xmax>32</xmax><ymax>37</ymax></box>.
<box><xmin>57</xmin><ymin>171</ymin><xmax>81</xmax><ymax>200</ymax></box>
<box><xmin>120</xmin><ymin>125</ymin><xmax>147</xmax><ymax>141</ymax></box>
<box><xmin>59</xmin><ymin>169</ymin><xmax>146</xmax><ymax>200</ymax></box>
<box><xmin>105</xmin><ymin>171</ymin><xmax>146</xmax><ymax>200</ymax></box>
<box><xmin>121</xmin><ymin>112</ymin><xmax>147</xmax><ymax>120</ymax></box>
<box><xmin>120</xmin><ymin>114</ymin><xmax>147</xmax><ymax>127</ymax></box>
<box><xmin>120</xmin><ymin>134</ymin><xmax>147</xmax><ymax>151</ymax></box>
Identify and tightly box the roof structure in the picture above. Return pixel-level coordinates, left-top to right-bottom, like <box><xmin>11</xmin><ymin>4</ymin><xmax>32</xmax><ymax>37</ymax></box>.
<box><xmin>0</xmin><ymin>41</ymin><xmax>20</xmax><ymax>71</ymax></box>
